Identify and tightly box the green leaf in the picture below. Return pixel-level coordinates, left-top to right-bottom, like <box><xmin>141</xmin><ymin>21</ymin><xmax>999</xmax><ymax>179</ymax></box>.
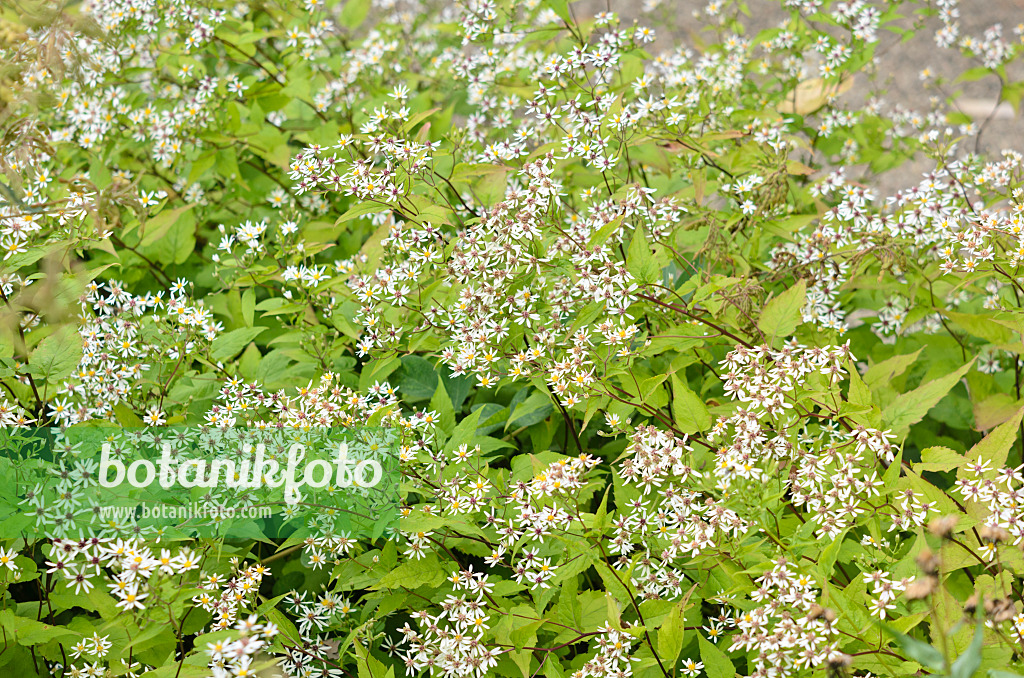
<box><xmin>440</xmin><ymin>372</ymin><xmax>472</xmax><ymax>411</ymax></box>
<box><xmin>113</xmin><ymin>403</ymin><xmax>143</xmax><ymax>427</ymax></box>
<box><xmin>340</xmin><ymin>0</ymin><xmax>371</xmax><ymax>29</ymax></box>
<box><xmin>150</xmin><ymin>207</ymin><xmax>197</xmax><ymax>265</ymax></box>
<box><xmin>883</xmin><ymin>360</ymin><xmax>974</xmax><ymax>439</ymax></box>
<box><xmin>946</xmin><ymin>310</ymin><xmax>1015</xmax><ymax>345</ymax></box>
<box><xmin>429</xmin><ymin>378</ymin><xmax>455</xmax><ymax>436</ymax></box>
<box><xmin>28</xmin><ymin>326</ymin><xmax>83</xmax><ymax>384</ymax></box>
<box><xmin>542</xmin><ymin>0</ymin><xmax>573</xmax><ymax>26</ymax></box>
<box><xmin>595</xmin><ymin>561</ymin><xmax>634</xmax><ymax>607</ymax></box>
<box><xmin>847</xmin><ymin>361</ymin><xmax>871</xmax><ymax>407</ymax></box>
<box><xmin>359</xmin><ymin>355</ymin><xmax>402</xmax><ymax>393</ymax></box>
<box><xmin>698</xmin><ymin>635</ymin><xmax>735</xmax><ymax>678</ymax></box>
<box><xmin>0</xmin><ymin>609</ymin><xmax>82</xmax><ymax>646</ymax></box>
<box><xmin>864</xmin><ymin>348</ymin><xmax>922</xmax><ymax>389</ymax></box>
<box><xmin>241</xmin><ymin>288</ymin><xmax>255</xmax><ymax>328</ymax></box>
<box><xmin>818</xmin><ymin>529</ymin><xmax>847</xmax><ymax>581</ymax></box>
<box><xmin>757</xmin><ymin>279</ymin><xmax>806</xmax><ymax>340</ymax></box>
<box><xmin>400</xmin><ymin>510</ymin><xmax>487</xmax><ymax>540</ymax></box>
<box><xmin>188</xmin><ymin>150</ymin><xmax>217</xmax><ymax>184</ymax></box>
<box><xmin>336</xmin><ymin>201</ymin><xmax>388</xmax><ymax>225</ymax></box>
<box><xmin>210</xmin><ymin>327</ymin><xmax>267</xmax><ymax>363</ymax></box>
<box><xmin>90</xmin><ymin>156</ymin><xmax>112</xmax><ymax>189</ymax></box>
<box><xmin>371</xmin><ymin>554</ymin><xmax>446</xmax><ymax>590</ymax></box>
<box><xmin>397</xmin><ymin>355</ymin><xmax>439</xmax><ymax>401</ymax></box>
<box><xmin>139</xmin><ymin>205</ymin><xmax>194</xmax><ymax>248</ymax></box>
<box><xmin>671</xmin><ymin>374</ymin><xmax>712</xmax><ymax>434</ymax></box>
<box><xmin>960</xmin><ymin>406</ymin><xmax>1024</xmax><ymax>479</ymax></box>
<box><xmin>656</xmin><ymin>598</ymin><xmax>688</xmax><ymax>666</ymax></box>
<box><xmin>443</xmin><ymin>405</ymin><xmax>487</xmax><ymax>454</ymax></box>
<box><xmin>590</xmin><ymin>486</ymin><xmax>611</xmax><ymax>534</ymax></box>
<box><xmin>881</xmin><ymin>623</ymin><xmax>945</xmax><ymax>670</ymax></box>
<box><xmin>626</xmin><ymin>226</ymin><xmax>662</xmax><ymax>285</ymax></box>
<box><xmin>915</xmin><ymin>446</ymin><xmax>964</xmax><ymax>473</ymax></box>
<box><xmin>353</xmin><ymin>640</ymin><xmax>394</xmax><ymax>678</ymax></box>
<box><xmin>950</xmin><ymin>611</ymin><xmax>985</xmax><ymax>678</ymax></box>
<box><xmin>507</xmin><ymin>391</ymin><xmax>554</xmax><ymax>431</ymax></box>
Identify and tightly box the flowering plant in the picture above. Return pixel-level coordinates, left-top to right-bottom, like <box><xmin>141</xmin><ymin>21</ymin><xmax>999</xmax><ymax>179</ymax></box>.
<box><xmin>1</xmin><ymin>0</ymin><xmax>1024</xmax><ymax>676</ymax></box>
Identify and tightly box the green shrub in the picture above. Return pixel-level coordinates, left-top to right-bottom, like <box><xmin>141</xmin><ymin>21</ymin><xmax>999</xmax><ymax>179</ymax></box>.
<box><xmin>0</xmin><ymin>0</ymin><xmax>1023</xmax><ymax>676</ymax></box>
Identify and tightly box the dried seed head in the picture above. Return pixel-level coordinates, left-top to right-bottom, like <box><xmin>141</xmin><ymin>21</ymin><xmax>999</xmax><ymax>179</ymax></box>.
<box><xmin>928</xmin><ymin>515</ymin><xmax>958</xmax><ymax>539</ymax></box>
<box><xmin>965</xmin><ymin>594</ymin><xmax>979</xmax><ymax>614</ymax></box>
<box><xmin>827</xmin><ymin>653</ymin><xmax>853</xmax><ymax>669</ymax></box>
<box><xmin>915</xmin><ymin>548</ymin><xmax>939</xmax><ymax>575</ymax></box>
<box><xmin>905</xmin><ymin>576</ymin><xmax>938</xmax><ymax>601</ymax></box>
<box><xmin>990</xmin><ymin>598</ymin><xmax>1018</xmax><ymax>623</ymax></box>
<box><xmin>980</xmin><ymin>525</ymin><xmax>1010</xmax><ymax>544</ymax></box>
<box><xmin>807</xmin><ymin>604</ymin><xmax>837</xmax><ymax>624</ymax></box>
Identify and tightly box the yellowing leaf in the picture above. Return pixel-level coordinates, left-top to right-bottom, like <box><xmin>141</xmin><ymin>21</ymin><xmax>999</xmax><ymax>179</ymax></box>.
<box><xmin>777</xmin><ymin>76</ymin><xmax>855</xmax><ymax>115</ymax></box>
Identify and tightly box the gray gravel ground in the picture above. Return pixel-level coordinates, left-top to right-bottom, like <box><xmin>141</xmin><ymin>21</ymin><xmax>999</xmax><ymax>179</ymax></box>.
<box><xmin>574</xmin><ymin>0</ymin><xmax>1024</xmax><ymax>195</ymax></box>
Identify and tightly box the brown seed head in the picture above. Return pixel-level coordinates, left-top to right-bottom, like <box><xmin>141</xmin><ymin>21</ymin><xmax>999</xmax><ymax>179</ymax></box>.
<box><xmin>980</xmin><ymin>525</ymin><xmax>1010</xmax><ymax>544</ymax></box>
<box><xmin>905</xmin><ymin>576</ymin><xmax>938</xmax><ymax>601</ymax></box>
<box><xmin>928</xmin><ymin>515</ymin><xmax>958</xmax><ymax>539</ymax></box>
<box><xmin>915</xmin><ymin>548</ymin><xmax>939</xmax><ymax>575</ymax></box>
<box><xmin>827</xmin><ymin>653</ymin><xmax>853</xmax><ymax>669</ymax></box>
<box><xmin>991</xmin><ymin>598</ymin><xmax>1018</xmax><ymax>623</ymax></box>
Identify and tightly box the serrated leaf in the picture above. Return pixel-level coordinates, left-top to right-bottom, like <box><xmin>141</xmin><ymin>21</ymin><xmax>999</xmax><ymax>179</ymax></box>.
<box><xmin>883</xmin><ymin>360</ymin><xmax>974</xmax><ymax>439</ymax></box>
<box><xmin>29</xmin><ymin>326</ymin><xmax>83</xmax><ymax>384</ymax></box>
<box><xmin>864</xmin><ymin>348</ymin><xmax>922</xmax><ymax>389</ymax></box>
<box><xmin>698</xmin><ymin>635</ymin><xmax>735</xmax><ymax>678</ymax></box>
<box><xmin>757</xmin><ymin>280</ymin><xmax>806</xmax><ymax>340</ymax></box>
<box><xmin>371</xmin><ymin>554</ymin><xmax>446</xmax><ymax>590</ymax></box>
<box><xmin>959</xmin><ymin>407</ymin><xmax>1024</xmax><ymax>481</ymax></box>
<box><xmin>915</xmin><ymin>446</ymin><xmax>963</xmax><ymax>473</ymax></box>
<box><xmin>847</xmin><ymin>361</ymin><xmax>871</xmax><ymax>407</ymax></box>
<box><xmin>627</xmin><ymin>226</ymin><xmax>661</xmax><ymax>284</ymax></box>
<box><xmin>657</xmin><ymin>586</ymin><xmax>695</xmax><ymax>666</ymax></box>
<box><xmin>0</xmin><ymin>609</ymin><xmax>82</xmax><ymax>645</ymax></box>
<box><xmin>671</xmin><ymin>374</ymin><xmax>711</xmax><ymax>434</ymax></box>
